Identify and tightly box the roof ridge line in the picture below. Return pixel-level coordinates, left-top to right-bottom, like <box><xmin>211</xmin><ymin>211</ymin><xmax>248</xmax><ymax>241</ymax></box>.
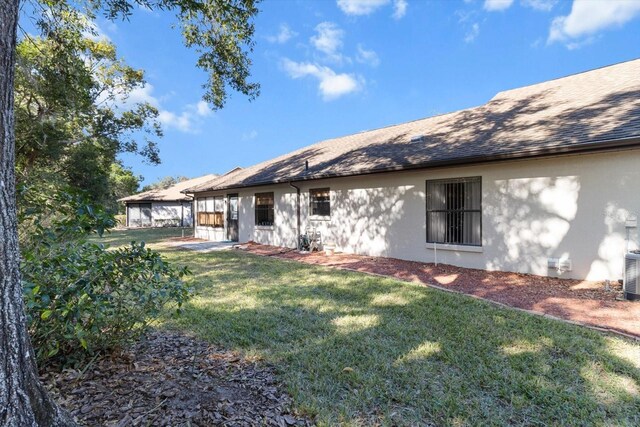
<box><xmin>491</xmin><ymin>57</ymin><xmax>640</xmax><ymax>100</ymax></box>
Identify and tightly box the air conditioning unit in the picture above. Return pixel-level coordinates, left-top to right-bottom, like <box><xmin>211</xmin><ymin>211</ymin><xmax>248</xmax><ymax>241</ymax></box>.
<box><xmin>623</xmin><ymin>252</ymin><xmax>640</xmax><ymax>301</ymax></box>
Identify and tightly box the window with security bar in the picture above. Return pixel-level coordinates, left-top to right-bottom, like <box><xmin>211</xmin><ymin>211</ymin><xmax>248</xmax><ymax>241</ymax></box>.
<box><xmin>255</xmin><ymin>192</ymin><xmax>274</xmax><ymax>226</ymax></box>
<box><xmin>426</xmin><ymin>177</ymin><xmax>482</xmax><ymax>246</ymax></box>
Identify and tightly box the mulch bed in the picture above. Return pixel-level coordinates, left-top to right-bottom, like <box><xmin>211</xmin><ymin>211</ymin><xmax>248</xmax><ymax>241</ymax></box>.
<box><xmin>237</xmin><ymin>242</ymin><xmax>640</xmax><ymax>339</ymax></box>
<box><xmin>42</xmin><ymin>330</ymin><xmax>312</xmax><ymax>426</ymax></box>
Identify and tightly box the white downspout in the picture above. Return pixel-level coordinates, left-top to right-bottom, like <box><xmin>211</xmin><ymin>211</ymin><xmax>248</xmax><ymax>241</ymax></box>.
<box><xmin>434</xmin><ymin>242</ymin><xmax>437</xmax><ymax>266</ymax></box>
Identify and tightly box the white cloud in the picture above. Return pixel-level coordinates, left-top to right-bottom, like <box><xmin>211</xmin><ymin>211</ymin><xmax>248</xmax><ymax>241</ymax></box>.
<box><xmin>195</xmin><ymin>100</ymin><xmax>212</xmax><ymax>117</ymax></box>
<box><xmin>456</xmin><ymin>9</ymin><xmax>475</xmax><ymax>23</ymax></box>
<box><xmin>522</xmin><ymin>0</ymin><xmax>557</xmax><ymax>12</ymax></box>
<box><xmin>465</xmin><ymin>23</ymin><xmax>480</xmax><ymax>42</ymax></box>
<box><xmin>356</xmin><ymin>44</ymin><xmax>380</xmax><ymax>67</ymax></box>
<box><xmin>103</xmin><ymin>21</ymin><xmax>118</xmax><ymax>34</ymax></box>
<box><xmin>157</xmin><ymin>101</ymin><xmax>213</xmax><ymax>133</ymax></box>
<box><xmin>157</xmin><ymin>110</ymin><xmax>195</xmax><ymax>133</ymax></box>
<box><xmin>530</xmin><ymin>37</ymin><xmax>543</xmax><ymax>48</ymax></box>
<box><xmin>310</xmin><ymin>22</ymin><xmax>345</xmax><ymax>63</ymax></box>
<box><xmin>564</xmin><ymin>37</ymin><xmax>596</xmax><ymax>50</ymax></box>
<box><xmin>337</xmin><ymin>0</ymin><xmax>389</xmax><ymax>15</ymax></box>
<box><xmin>242</xmin><ymin>130</ymin><xmax>258</xmax><ymax>141</ymax></box>
<box><xmin>82</xmin><ymin>21</ymin><xmax>111</xmax><ymax>42</ymax></box>
<box><xmin>455</xmin><ymin>10</ymin><xmax>480</xmax><ymax>43</ymax></box>
<box><xmin>483</xmin><ymin>0</ymin><xmax>514</xmax><ymax>11</ymax></box>
<box><xmin>393</xmin><ymin>0</ymin><xmax>408</xmax><ymax>19</ymax></box>
<box><xmin>108</xmin><ymin>84</ymin><xmax>158</xmax><ymax>109</ymax></box>
<box><xmin>282</xmin><ymin>58</ymin><xmax>362</xmax><ymax>101</ymax></box>
<box><xmin>105</xmin><ymin>84</ymin><xmax>211</xmax><ymax>133</ymax></box>
<box><xmin>337</xmin><ymin>0</ymin><xmax>407</xmax><ymax>18</ymax></box>
<box><xmin>548</xmin><ymin>0</ymin><xmax>640</xmax><ymax>46</ymax></box>
<box><xmin>267</xmin><ymin>23</ymin><xmax>297</xmax><ymax>44</ymax></box>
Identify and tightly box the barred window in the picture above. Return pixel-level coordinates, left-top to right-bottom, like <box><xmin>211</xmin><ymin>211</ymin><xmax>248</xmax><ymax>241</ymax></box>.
<box><xmin>309</xmin><ymin>188</ymin><xmax>330</xmax><ymax>217</ymax></box>
<box><xmin>197</xmin><ymin>196</ymin><xmax>224</xmax><ymax>227</ymax></box>
<box><xmin>255</xmin><ymin>192</ymin><xmax>274</xmax><ymax>226</ymax></box>
<box><xmin>426</xmin><ymin>177</ymin><xmax>481</xmax><ymax>246</ymax></box>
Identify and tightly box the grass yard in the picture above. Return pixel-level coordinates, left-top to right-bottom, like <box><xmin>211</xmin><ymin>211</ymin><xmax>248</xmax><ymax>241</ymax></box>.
<box><xmin>88</xmin><ymin>227</ymin><xmax>192</xmax><ymax>247</ymax></box>
<box><xmin>92</xmin><ymin>229</ymin><xmax>640</xmax><ymax>425</ymax></box>
<box><xmin>150</xmin><ymin>245</ymin><xmax>640</xmax><ymax>426</ymax></box>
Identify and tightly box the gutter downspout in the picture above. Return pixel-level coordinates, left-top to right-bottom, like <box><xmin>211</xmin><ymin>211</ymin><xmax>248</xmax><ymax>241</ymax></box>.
<box><xmin>289</xmin><ymin>182</ymin><xmax>301</xmax><ymax>249</ymax></box>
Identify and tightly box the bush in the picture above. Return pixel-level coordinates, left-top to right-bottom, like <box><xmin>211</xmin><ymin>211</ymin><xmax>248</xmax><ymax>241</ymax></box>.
<box><xmin>19</xmin><ymin>186</ymin><xmax>191</xmax><ymax>366</ymax></box>
<box><xmin>18</xmin><ymin>179</ymin><xmax>116</xmax><ymax>243</ymax></box>
<box><xmin>114</xmin><ymin>214</ymin><xmax>126</xmax><ymax>227</ymax></box>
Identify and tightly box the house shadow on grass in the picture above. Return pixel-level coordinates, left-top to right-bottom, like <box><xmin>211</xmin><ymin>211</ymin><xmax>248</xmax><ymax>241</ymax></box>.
<box><xmin>161</xmin><ymin>249</ymin><xmax>640</xmax><ymax>426</ymax></box>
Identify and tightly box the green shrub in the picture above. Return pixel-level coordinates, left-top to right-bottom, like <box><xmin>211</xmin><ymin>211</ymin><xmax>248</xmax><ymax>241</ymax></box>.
<box><xmin>17</xmin><ymin>179</ymin><xmax>117</xmax><ymax>243</ymax></box>
<box><xmin>19</xmin><ymin>186</ymin><xmax>191</xmax><ymax>366</ymax></box>
<box><xmin>114</xmin><ymin>214</ymin><xmax>126</xmax><ymax>227</ymax></box>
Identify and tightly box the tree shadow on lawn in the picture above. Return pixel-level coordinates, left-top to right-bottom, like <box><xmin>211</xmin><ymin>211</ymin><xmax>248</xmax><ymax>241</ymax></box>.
<box><xmin>90</xmin><ymin>227</ymin><xmax>192</xmax><ymax>247</ymax></box>
<box><xmin>162</xmin><ymin>250</ymin><xmax>640</xmax><ymax>426</ymax></box>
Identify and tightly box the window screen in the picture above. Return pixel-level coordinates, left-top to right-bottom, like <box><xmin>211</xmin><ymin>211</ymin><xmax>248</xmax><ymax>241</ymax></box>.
<box><xmin>197</xmin><ymin>196</ymin><xmax>224</xmax><ymax>227</ymax></box>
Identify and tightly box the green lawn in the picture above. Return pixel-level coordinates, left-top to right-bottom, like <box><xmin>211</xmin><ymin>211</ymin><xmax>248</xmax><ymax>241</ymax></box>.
<box><xmin>88</xmin><ymin>227</ymin><xmax>192</xmax><ymax>247</ymax></box>
<box><xmin>147</xmin><ymin>245</ymin><xmax>640</xmax><ymax>426</ymax></box>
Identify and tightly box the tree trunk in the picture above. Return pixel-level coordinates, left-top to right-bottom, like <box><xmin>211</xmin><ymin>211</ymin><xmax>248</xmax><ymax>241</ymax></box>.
<box><xmin>0</xmin><ymin>1</ymin><xmax>76</xmax><ymax>425</ymax></box>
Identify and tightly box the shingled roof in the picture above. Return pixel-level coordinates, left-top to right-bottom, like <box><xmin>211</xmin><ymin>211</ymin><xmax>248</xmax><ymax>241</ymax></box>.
<box><xmin>119</xmin><ymin>174</ymin><xmax>218</xmax><ymax>203</ymax></box>
<box><xmin>186</xmin><ymin>59</ymin><xmax>640</xmax><ymax>193</ymax></box>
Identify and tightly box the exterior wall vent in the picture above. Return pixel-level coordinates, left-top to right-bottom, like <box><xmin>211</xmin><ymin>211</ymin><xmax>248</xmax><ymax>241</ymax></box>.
<box><xmin>548</xmin><ymin>257</ymin><xmax>572</xmax><ymax>272</ymax></box>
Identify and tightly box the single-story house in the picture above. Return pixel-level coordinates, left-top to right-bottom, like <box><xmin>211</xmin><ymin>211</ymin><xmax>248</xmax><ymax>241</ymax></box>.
<box><xmin>119</xmin><ymin>174</ymin><xmax>217</xmax><ymax>228</ymax></box>
<box><xmin>184</xmin><ymin>59</ymin><xmax>640</xmax><ymax>281</ymax></box>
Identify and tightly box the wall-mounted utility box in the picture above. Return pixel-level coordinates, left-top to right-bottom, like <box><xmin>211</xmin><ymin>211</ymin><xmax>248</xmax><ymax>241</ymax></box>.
<box><xmin>548</xmin><ymin>258</ymin><xmax>572</xmax><ymax>271</ymax></box>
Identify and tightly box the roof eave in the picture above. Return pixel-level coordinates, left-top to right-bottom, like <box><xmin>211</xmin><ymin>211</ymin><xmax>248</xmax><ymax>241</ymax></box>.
<box><xmin>120</xmin><ymin>197</ymin><xmax>191</xmax><ymax>203</ymax></box>
<box><xmin>189</xmin><ymin>135</ymin><xmax>640</xmax><ymax>194</ymax></box>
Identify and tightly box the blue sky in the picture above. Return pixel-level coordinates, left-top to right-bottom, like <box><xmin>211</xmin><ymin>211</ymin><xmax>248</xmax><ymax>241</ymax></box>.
<box><xmin>92</xmin><ymin>0</ymin><xmax>640</xmax><ymax>186</ymax></box>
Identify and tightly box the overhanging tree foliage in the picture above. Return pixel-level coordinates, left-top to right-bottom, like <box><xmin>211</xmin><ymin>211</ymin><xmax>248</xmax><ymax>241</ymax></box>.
<box><xmin>0</xmin><ymin>0</ymin><xmax>259</xmax><ymax>425</ymax></box>
<box><xmin>15</xmin><ymin>8</ymin><xmax>160</xmax><ymax>209</ymax></box>
<box><xmin>140</xmin><ymin>175</ymin><xmax>189</xmax><ymax>192</ymax></box>
<box><xmin>108</xmin><ymin>162</ymin><xmax>141</xmax><ymax>213</ymax></box>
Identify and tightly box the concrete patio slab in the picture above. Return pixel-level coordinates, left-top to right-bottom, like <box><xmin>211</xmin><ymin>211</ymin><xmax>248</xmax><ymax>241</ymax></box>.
<box><xmin>165</xmin><ymin>239</ymin><xmax>235</xmax><ymax>253</ymax></box>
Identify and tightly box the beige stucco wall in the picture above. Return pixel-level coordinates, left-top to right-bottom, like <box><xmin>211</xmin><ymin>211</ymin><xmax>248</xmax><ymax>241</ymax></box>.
<box><xmin>195</xmin><ymin>149</ymin><xmax>640</xmax><ymax>281</ymax></box>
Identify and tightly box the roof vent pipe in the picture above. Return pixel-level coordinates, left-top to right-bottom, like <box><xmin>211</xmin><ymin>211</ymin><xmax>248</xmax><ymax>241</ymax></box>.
<box><xmin>305</xmin><ymin>160</ymin><xmax>309</xmax><ymax>171</ymax></box>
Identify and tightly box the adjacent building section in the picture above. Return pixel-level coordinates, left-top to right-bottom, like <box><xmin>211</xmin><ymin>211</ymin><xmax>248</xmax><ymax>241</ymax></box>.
<box><xmin>119</xmin><ymin>174</ymin><xmax>218</xmax><ymax>228</ymax></box>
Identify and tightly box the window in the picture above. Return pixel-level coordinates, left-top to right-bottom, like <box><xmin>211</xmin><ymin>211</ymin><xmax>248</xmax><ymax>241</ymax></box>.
<box><xmin>309</xmin><ymin>188</ymin><xmax>330</xmax><ymax>217</ymax></box>
<box><xmin>197</xmin><ymin>196</ymin><xmax>224</xmax><ymax>227</ymax></box>
<box><xmin>426</xmin><ymin>177</ymin><xmax>481</xmax><ymax>246</ymax></box>
<box><xmin>127</xmin><ymin>203</ymin><xmax>152</xmax><ymax>227</ymax></box>
<box><xmin>255</xmin><ymin>192</ymin><xmax>274</xmax><ymax>226</ymax></box>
